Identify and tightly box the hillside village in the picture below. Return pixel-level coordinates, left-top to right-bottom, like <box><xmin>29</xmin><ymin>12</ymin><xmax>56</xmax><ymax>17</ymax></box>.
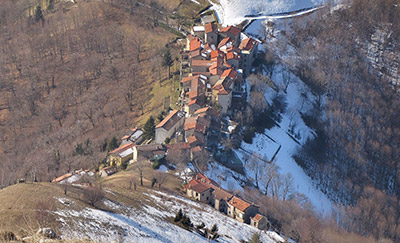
<box><xmin>51</xmin><ymin>15</ymin><xmax>267</xmax><ymax>233</ymax></box>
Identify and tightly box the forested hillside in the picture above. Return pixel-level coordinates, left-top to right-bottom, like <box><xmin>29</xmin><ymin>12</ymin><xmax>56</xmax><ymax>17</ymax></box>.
<box><xmin>0</xmin><ymin>0</ymin><xmax>206</xmax><ymax>187</ymax></box>
<box><xmin>287</xmin><ymin>0</ymin><xmax>400</xmax><ymax>240</ymax></box>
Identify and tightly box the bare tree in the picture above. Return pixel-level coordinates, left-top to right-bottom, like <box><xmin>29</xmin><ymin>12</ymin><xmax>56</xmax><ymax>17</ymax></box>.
<box><xmin>281</xmin><ymin>173</ymin><xmax>294</xmax><ymax>200</ymax></box>
<box><xmin>192</xmin><ymin>150</ymin><xmax>210</xmax><ymax>173</ymax></box>
<box><xmin>83</xmin><ymin>185</ymin><xmax>105</xmax><ymax>207</ymax></box>
<box><xmin>155</xmin><ymin>172</ymin><xmax>169</xmax><ymax>189</ymax></box>
<box><xmin>246</xmin><ymin>153</ymin><xmax>263</xmax><ymax>189</ymax></box>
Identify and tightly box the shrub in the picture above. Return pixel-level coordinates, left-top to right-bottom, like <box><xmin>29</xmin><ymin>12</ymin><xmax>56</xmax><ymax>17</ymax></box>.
<box><xmin>197</xmin><ymin>222</ymin><xmax>205</xmax><ymax>229</ymax></box>
<box><xmin>243</xmin><ymin>126</ymin><xmax>256</xmax><ymax>144</ymax></box>
<box><xmin>152</xmin><ymin>161</ymin><xmax>160</xmax><ymax>170</ymax></box>
<box><xmin>181</xmin><ymin>215</ymin><xmax>192</xmax><ymax>227</ymax></box>
<box><xmin>174</xmin><ymin>209</ymin><xmax>183</xmax><ymax>222</ymax></box>
<box><xmin>1</xmin><ymin>231</ymin><xmax>16</xmax><ymax>241</ymax></box>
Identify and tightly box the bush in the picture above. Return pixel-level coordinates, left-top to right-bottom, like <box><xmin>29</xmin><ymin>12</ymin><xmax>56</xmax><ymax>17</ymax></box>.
<box><xmin>243</xmin><ymin>126</ymin><xmax>256</xmax><ymax>144</ymax></box>
<box><xmin>164</xmin><ymin>137</ymin><xmax>171</xmax><ymax>144</ymax></box>
<box><xmin>181</xmin><ymin>215</ymin><xmax>192</xmax><ymax>227</ymax></box>
<box><xmin>1</xmin><ymin>231</ymin><xmax>16</xmax><ymax>241</ymax></box>
<box><xmin>152</xmin><ymin>161</ymin><xmax>160</xmax><ymax>170</ymax></box>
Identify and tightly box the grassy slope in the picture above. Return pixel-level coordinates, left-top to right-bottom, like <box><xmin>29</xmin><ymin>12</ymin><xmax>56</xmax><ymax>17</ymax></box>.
<box><xmin>0</xmin><ymin>162</ymin><xmax>182</xmax><ymax>240</ymax></box>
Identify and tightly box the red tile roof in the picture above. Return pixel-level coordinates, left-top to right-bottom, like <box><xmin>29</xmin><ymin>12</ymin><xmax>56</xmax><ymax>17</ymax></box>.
<box><xmin>218</xmin><ymin>87</ymin><xmax>230</xmax><ymax>95</ymax></box>
<box><xmin>189</xmin><ymin>49</ymin><xmax>201</xmax><ymax>58</ymax></box>
<box><xmin>220</xmin><ymin>26</ymin><xmax>242</xmax><ymax>36</ymax></box>
<box><xmin>186</xmin><ymin>134</ymin><xmax>204</xmax><ymax>145</ymax></box>
<box><xmin>182</xmin><ymin>76</ymin><xmax>194</xmax><ymax>83</ymax></box>
<box><xmin>192</xmin><ymin>59</ymin><xmax>215</xmax><ymax>67</ymax></box>
<box><xmin>239</xmin><ymin>37</ymin><xmax>258</xmax><ymax>51</ymax></box>
<box><xmin>191</xmin><ymin>146</ymin><xmax>202</xmax><ymax>153</ymax></box>
<box><xmin>218</xmin><ymin>37</ymin><xmax>233</xmax><ymax>49</ymax></box>
<box><xmin>213</xmin><ymin>187</ymin><xmax>233</xmax><ymax>201</ymax></box>
<box><xmin>190</xmin><ymin>183</ymin><xmax>212</xmax><ymax>193</ymax></box>
<box><xmin>194</xmin><ymin>107</ymin><xmax>211</xmax><ymax>114</ymax></box>
<box><xmin>156</xmin><ymin>110</ymin><xmax>184</xmax><ymax>131</ymax></box>
<box><xmin>205</xmin><ymin>22</ymin><xmax>217</xmax><ymax>33</ymax></box>
<box><xmin>185</xmin><ymin>179</ymin><xmax>199</xmax><ymax>189</ymax></box>
<box><xmin>166</xmin><ymin>142</ymin><xmax>191</xmax><ymax>151</ymax></box>
<box><xmin>211</xmin><ymin>50</ymin><xmax>225</xmax><ymax>59</ymax></box>
<box><xmin>109</xmin><ymin>142</ymin><xmax>135</xmax><ymax>155</ymax></box>
<box><xmin>190</xmin><ymin>37</ymin><xmax>202</xmax><ymax>51</ymax></box>
<box><xmin>194</xmin><ymin>173</ymin><xmax>219</xmax><ymax>186</ymax></box>
<box><xmin>252</xmin><ymin>213</ymin><xmax>264</xmax><ymax>222</ymax></box>
<box><xmin>221</xmin><ymin>68</ymin><xmax>238</xmax><ymax>80</ymax></box>
<box><xmin>213</xmin><ymin>77</ymin><xmax>233</xmax><ymax>94</ymax></box>
<box><xmin>53</xmin><ymin>173</ymin><xmax>73</xmax><ymax>183</ymax></box>
<box><xmin>228</xmin><ymin>196</ymin><xmax>252</xmax><ymax>212</ymax></box>
<box><xmin>188</xmin><ymin>99</ymin><xmax>200</xmax><ymax>106</ymax></box>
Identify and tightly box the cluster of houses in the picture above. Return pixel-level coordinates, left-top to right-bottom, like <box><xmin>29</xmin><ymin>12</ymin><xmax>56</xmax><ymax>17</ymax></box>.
<box><xmin>154</xmin><ymin>20</ymin><xmax>259</xmax><ymax>154</ymax></box>
<box><xmin>181</xmin><ymin>22</ymin><xmax>258</xmax><ymax>116</ymax></box>
<box><xmin>185</xmin><ymin>172</ymin><xmax>268</xmax><ymax>230</ymax></box>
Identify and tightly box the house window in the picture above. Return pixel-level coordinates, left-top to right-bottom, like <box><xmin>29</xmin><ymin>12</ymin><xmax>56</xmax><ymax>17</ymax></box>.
<box><xmin>206</xmin><ymin>196</ymin><xmax>209</xmax><ymax>200</ymax></box>
<box><xmin>202</xmin><ymin>193</ymin><xmax>204</xmax><ymax>196</ymax></box>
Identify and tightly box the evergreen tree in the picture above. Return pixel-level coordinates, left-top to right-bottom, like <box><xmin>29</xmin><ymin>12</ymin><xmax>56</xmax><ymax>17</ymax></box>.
<box><xmin>162</xmin><ymin>49</ymin><xmax>173</xmax><ymax>79</ymax></box>
<box><xmin>174</xmin><ymin>209</ymin><xmax>183</xmax><ymax>222</ymax></box>
<box><xmin>143</xmin><ymin>116</ymin><xmax>155</xmax><ymax>140</ymax></box>
<box><xmin>157</xmin><ymin>113</ymin><xmax>164</xmax><ymax>123</ymax></box>
<box><xmin>108</xmin><ymin>136</ymin><xmax>120</xmax><ymax>152</ymax></box>
<box><xmin>35</xmin><ymin>6</ymin><xmax>44</xmax><ymax>22</ymax></box>
<box><xmin>211</xmin><ymin>224</ymin><xmax>218</xmax><ymax>233</ymax></box>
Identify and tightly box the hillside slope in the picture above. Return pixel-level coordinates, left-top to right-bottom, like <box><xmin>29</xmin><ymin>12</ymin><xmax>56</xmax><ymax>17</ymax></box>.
<box><xmin>0</xmin><ymin>181</ymin><xmax>283</xmax><ymax>242</ymax></box>
<box><xmin>0</xmin><ymin>0</ymin><xmax>207</xmax><ymax>187</ymax></box>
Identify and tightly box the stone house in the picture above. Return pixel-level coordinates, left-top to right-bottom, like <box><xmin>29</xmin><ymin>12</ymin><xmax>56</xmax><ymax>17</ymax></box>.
<box><xmin>185</xmin><ymin>179</ymin><xmax>213</xmax><ymax>203</ymax></box>
<box><xmin>250</xmin><ymin>214</ymin><xmax>268</xmax><ymax>230</ymax></box>
<box><xmin>239</xmin><ymin>37</ymin><xmax>258</xmax><ymax>77</ymax></box>
<box><xmin>227</xmin><ymin>196</ymin><xmax>259</xmax><ymax>224</ymax></box>
<box><xmin>155</xmin><ymin>110</ymin><xmax>185</xmax><ymax>144</ymax></box>
<box><xmin>205</xmin><ymin>22</ymin><xmax>218</xmax><ymax>46</ymax></box>
<box><xmin>132</xmin><ymin>144</ymin><xmax>166</xmax><ymax>162</ymax></box>
<box><xmin>211</xmin><ymin>187</ymin><xmax>233</xmax><ymax>214</ymax></box>
<box><xmin>108</xmin><ymin>143</ymin><xmax>135</xmax><ymax>167</ymax></box>
<box><xmin>219</xmin><ymin>26</ymin><xmax>241</xmax><ymax>47</ymax></box>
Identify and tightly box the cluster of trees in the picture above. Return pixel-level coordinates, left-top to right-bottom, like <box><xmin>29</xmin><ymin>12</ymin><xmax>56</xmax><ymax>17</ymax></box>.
<box><xmin>283</xmin><ymin>0</ymin><xmax>400</xmax><ymax>240</ymax></box>
<box><xmin>0</xmin><ymin>0</ymin><xmax>176</xmax><ymax>187</ymax></box>
<box><xmin>242</xmin><ymin>188</ymin><xmax>384</xmax><ymax>243</ymax></box>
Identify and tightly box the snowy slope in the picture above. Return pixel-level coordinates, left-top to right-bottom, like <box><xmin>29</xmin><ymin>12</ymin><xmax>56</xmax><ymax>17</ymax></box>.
<box><xmin>232</xmin><ymin>63</ymin><xmax>333</xmax><ymax>215</ymax></box>
<box><xmin>210</xmin><ymin>0</ymin><xmax>329</xmax><ymax>25</ymax></box>
<box><xmin>54</xmin><ymin>191</ymin><xmax>283</xmax><ymax>243</ymax></box>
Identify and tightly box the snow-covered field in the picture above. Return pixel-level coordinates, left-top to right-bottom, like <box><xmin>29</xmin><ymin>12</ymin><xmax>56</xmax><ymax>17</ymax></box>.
<box><xmin>54</xmin><ymin>192</ymin><xmax>283</xmax><ymax>242</ymax></box>
<box><xmin>210</xmin><ymin>0</ymin><xmax>329</xmax><ymax>25</ymax></box>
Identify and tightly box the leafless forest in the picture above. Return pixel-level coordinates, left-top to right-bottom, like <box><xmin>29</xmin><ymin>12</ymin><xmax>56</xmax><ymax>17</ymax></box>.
<box><xmin>290</xmin><ymin>0</ymin><xmax>400</xmax><ymax>240</ymax></box>
<box><xmin>0</xmin><ymin>0</ymin><xmax>182</xmax><ymax>185</ymax></box>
